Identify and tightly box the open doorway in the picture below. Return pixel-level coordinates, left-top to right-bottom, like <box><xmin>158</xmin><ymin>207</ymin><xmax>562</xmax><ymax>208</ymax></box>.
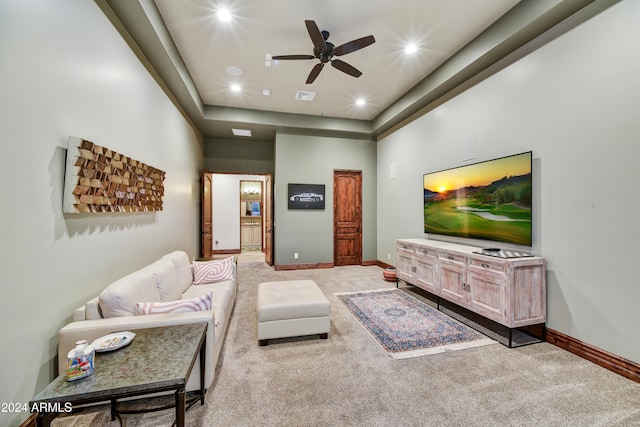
<box><xmin>201</xmin><ymin>172</ymin><xmax>273</xmax><ymax>265</ymax></box>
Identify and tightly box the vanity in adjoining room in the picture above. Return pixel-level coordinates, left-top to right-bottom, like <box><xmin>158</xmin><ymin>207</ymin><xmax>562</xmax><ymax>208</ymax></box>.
<box><xmin>240</xmin><ymin>180</ymin><xmax>263</xmax><ymax>250</ymax></box>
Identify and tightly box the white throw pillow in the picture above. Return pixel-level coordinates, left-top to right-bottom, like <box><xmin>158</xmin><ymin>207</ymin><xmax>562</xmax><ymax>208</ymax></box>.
<box><xmin>149</xmin><ymin>258</ymin><xmax>181</xmax><ymax>301</ymax></box>
<box><xmin>193</xmin><ymin>257</ymin><xmax>234</xmax><ymax>285</ymax></box>
<box><xmin>99</xmin><ymin>269</ymin><xmax>161</xmax><ymax>318</ymax></box>
<box><xmin>135</xmin><ymin>291</ymin><xmax>213</xmax><ymax>315</ymax></box>
<box><xmin>161</xmin><ymin>251</ymin><xmax>193</xmax><ymax>292</ymax></box>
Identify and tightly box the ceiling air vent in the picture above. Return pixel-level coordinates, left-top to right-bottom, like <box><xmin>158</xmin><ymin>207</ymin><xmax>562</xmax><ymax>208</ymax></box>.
<box><xmin>295</xmin><ymin>91</ymin><xmax>316</xmax><ymax>101</ymax></box>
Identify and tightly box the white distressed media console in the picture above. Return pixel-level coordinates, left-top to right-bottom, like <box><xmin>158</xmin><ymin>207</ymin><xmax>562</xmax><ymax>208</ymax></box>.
<box><xmin>396</xmin><ymin>239</ymin><xmax>546</xmax><ymax>345</ymax></box>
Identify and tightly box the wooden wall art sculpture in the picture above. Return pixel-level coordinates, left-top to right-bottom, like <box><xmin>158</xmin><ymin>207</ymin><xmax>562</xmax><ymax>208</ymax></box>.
<box><xmin>62</xmin><ymin>137</ymin><xmax>166</xmax><ymax>213</ymax></box>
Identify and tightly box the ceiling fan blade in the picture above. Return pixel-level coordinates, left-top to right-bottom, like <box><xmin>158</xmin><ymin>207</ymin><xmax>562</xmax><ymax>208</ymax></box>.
<box><xmin>333</xmin><ymin>35</ymin><xmax>376</xmax><ymax>56</ymax></box>
<box><xmin>306</xmin><ymin>63</ymin><xmax>324</xmax><ymax>84</ymax></box>
<box><xmin>272</xmin><ymin>55</ymin><xmax>315</xmax><ymax>60</ymax></box>
<box><xmin>305</xmin><ymin>20</ymin><xmax>326</xmax><ymax>51</ymax></box>
<box><xmin>331</xmin><ymin>59</ymin><xmax>362</xmax><ymax>78</ymax></box>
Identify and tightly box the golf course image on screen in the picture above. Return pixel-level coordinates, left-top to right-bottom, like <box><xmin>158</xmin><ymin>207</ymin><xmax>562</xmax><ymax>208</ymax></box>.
<box><xmin>423</xmin><ymin>152</ymin><xmax>532</xmax><ymax>246</ymax></box>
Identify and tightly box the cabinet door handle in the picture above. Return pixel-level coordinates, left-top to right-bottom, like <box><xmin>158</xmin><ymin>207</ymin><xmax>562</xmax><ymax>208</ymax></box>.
<box><xmin>482</xmin><ymin>263</ymin><xmax>490</xmax><ymax>268</ymax></box>
<box><xmin>448</xmin><ymin>256</ymin><xmax>454</xmax><ymax>260</ymax></box>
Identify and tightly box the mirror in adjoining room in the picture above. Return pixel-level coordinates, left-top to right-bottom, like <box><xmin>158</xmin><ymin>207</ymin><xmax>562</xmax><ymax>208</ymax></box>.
<box><xmin>240</xmin><ymin>180</ymin><xmax>263</xmax><ymax>250</ymax></box>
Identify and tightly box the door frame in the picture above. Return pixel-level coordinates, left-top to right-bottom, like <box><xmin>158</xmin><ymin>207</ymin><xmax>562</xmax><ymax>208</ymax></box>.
<box><xmin>264</xmin><ymin>174</ymin><xmax>273</xmax><ymax>265</ymax></box>
<box><xmin>201</xmin><ymin>172</ymin><xmax>274</xmax><ymax>262</ymax></box>
<box><xmin>201</xmin><ymin>171</ymin><xmax>213</xmax><ymax>258</ymax></box>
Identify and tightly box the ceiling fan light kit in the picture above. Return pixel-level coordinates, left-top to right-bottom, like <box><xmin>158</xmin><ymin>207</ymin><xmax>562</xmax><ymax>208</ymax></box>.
<box><xmin>272</xmin><ymin>19</ymin><xmax>376</xmax><ymax>84</ymax></box>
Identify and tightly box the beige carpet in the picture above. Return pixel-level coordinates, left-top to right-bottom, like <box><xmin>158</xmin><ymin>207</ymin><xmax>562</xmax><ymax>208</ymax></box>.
<box><xmin>53</xmin><ymin>262</ymin><xmax>640</xmax><ymax>426</ymax></box>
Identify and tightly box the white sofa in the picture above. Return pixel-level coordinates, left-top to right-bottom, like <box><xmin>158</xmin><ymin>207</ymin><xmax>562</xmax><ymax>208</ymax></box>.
<box><xmin>57</xmin><ymin>251</ymin><xmax>236</xmax><ymax>392</ymax></box>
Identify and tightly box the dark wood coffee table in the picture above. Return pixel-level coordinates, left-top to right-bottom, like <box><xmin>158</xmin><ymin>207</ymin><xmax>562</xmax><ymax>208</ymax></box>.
<box><xmin>30</xmin><ymin>323</ymin><xmax>207</xmax><ymax>427</ymax></box>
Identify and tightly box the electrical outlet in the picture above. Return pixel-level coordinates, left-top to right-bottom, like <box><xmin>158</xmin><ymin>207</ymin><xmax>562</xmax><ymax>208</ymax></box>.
<box><xmin>388</xmin><ymin>253</ymin><xmax>391</xmax><ymax>260</ymax></box>
<box><xmin>294</xmin><ymin>252</ymin><xmax>299</xmax><ymax>259</ymax></box>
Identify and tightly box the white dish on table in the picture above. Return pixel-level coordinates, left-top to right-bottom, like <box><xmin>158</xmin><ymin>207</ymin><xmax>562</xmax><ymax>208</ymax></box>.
<box><xmin>91</xmin><ymin>331</ymin><xmax>136</xmax><ymax>352</ymax></box>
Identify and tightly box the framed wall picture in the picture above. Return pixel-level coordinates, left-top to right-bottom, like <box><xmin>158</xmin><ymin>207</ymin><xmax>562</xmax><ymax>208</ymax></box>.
<box><xmin>288</xmin><ymin>183</ymin><xmax>325</xmax><ymax>210</ymax></box>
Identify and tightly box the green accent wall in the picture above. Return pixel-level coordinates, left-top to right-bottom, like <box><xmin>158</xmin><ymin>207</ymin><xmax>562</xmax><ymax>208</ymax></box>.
<box><xmin>204</xmin><ymin>138</ymin><xmax>274</xmax><ymax>174</ymax></box>
<box><xmin>376</xmin><ymin>0</ymin><xmax>640</xmax><ymax>364</ymax></box>
<box><xmin>274</xmin><ymin>132</ymin><xmax>377</xmax><ymax>266</ymax></box>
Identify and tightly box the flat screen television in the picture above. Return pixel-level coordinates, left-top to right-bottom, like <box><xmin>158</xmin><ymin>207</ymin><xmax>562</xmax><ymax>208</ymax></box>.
<box><xmin>423</xmin><ymin>151</ymin><xmax>532</xmax><ymax>246</ymax></box>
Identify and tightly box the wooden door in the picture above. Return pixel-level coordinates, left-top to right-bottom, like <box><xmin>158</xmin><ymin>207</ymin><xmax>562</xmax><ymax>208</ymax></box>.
<box><xmin>201</xmin><ymin>172</ymin><xmax>213</xmax><ymax>258</ymax></box>
<box><xmin>333</xmin><ymin>170</ymin><xmax>362</xmax><ymax>266</ymax></box>
<box><xmin>264</xmin><ymin>174</ymin><xmax>273</xmax><ymax>265</ymax></box>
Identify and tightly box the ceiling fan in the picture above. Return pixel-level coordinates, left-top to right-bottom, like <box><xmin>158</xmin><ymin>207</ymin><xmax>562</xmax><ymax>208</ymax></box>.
<box><xmin>272</xmin><ymin>20</ymin><xmax>375</xmax><ymax>84</ymax></box>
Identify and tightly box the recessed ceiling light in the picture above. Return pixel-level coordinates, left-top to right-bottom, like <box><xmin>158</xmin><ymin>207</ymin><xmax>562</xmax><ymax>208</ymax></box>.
<box><xmin>405</xmin><ymin>44</ymin><xmax>418</xmax><ymax>54</ymax></box>
<box><xmin>262</xmin><ymin>89</ymin><xmax>271</xmax><ymax>96</ymax></box>
<box><xmin>217</xmin><ymin>9</ymin><xmax>231</xmax><ymax>22</ymax></box>
<box><xmin>230</xmin><ymin>84</ymin><xmax>241</xmax><ymax>92</ymax></box>
<box><xmin>232</xmin><ymin>129</ymin><xmax>252</xmax><ymax>137</ymax></box>
<box><xmin>356</xmin><ymin>98</ymin><xmax>366</xmax><ymax>106</ymax></box>
<box><xmin>226</xmin><ymin>66</ymin><xmax>243</xmax><ymax>76</ymax></box>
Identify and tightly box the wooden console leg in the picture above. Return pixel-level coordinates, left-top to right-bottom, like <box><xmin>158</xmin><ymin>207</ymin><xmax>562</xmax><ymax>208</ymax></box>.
<box><xmin>319</xmin><ymin>333</ymin><xmax>328</xmax><ymax>339</ymax></box>
<box><xmin>259</xmin><ymin>339</ymin><xmax>269</xmax><ymax>346</ymax></box>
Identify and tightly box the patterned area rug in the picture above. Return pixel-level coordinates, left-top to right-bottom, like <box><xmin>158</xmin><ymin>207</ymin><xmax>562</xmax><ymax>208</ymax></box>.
<box><xmin>335</xmin><ymin>289</ymin><xmax>495</xmax><ymax>359</ymax></box>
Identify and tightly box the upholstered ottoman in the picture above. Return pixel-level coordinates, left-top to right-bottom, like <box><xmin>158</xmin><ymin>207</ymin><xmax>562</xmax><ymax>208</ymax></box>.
<box><xmin>257</xmin><ymin>280</ymin><xmax>330</xmax><ymax>346</ymax></box>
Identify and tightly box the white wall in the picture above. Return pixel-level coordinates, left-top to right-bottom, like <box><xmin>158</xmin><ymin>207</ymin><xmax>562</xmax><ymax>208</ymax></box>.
<box><xmin>212</xmin><ymin>174</ymin><xmax>265</xmax><ymax>250</ymax></box>
<box><xmin>0</xmin><ymin>1</ymin><xmax>203</xmax><ymax>425</ymax></box>
<box><xmin>377</xmin><ymin>0</ymin><xmax>640</xmax><ymax>363</ymax></box>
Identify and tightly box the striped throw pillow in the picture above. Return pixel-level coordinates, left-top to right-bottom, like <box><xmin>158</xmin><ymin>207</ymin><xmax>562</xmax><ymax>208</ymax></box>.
<box><xmin>135</xmin><ymin>291</ymin><xmax>213</xmax><ymax>315</ymax></box>
<box><xmin>193</xmin><ymin>257</ymin><xmax>234</xmax><ymax>285</ymax></box>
